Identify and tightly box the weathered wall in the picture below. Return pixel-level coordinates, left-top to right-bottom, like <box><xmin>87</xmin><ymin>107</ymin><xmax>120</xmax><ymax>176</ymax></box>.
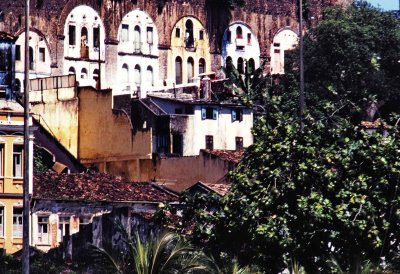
<box><xmin>78</xmin><ymin>86</ymin><xmax>152</xmax><ymax>165</ymax></box>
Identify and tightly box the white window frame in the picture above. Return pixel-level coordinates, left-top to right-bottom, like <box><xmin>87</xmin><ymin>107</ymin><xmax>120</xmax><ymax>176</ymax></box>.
<box><xmin>37</xmin><ymin>215</ymin><xmax>50</xmax><ymax>244</ymax></box>
<box><xmin>13</xmin><ymin>207</ymin><xmax>23</xmax><ymax>238</ymax></box>
<box><xmin>13</xmin><ymin>144</ymin><xmax>23</xmax><ymax>178</ymax></box>
<box><xmin>0</xmin><ymin>206</ymin><xmax>4</xmax><ymax>237</ymax></box>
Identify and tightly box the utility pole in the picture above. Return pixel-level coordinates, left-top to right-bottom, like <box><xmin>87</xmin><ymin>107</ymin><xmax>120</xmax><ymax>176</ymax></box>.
<box><xmin>299</xmin><ymin>0</ymin><xmax>305</xmax><ymax>131</ymax></box>
<box><xmin>23</xmin><ymin>0</ymin><xmax>30</xmax><ymax>272</ymax></box>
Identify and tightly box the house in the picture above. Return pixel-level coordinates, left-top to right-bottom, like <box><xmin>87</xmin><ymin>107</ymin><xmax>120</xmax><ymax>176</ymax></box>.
<box><xmin>132</xmin><ymin>91</ymin><xmax>253</xmax><ymax>156</ymax></box>
<box><xmin>31</xmin><ymin>171</ymin><xmax>178</xmax><ymax>254</ymax></box>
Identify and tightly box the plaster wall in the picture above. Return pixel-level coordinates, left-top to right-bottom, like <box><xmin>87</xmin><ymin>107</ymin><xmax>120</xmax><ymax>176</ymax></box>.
<box><xmin>270</xmin><ymin>28</ymin><xmax>298</xmax><ymax>74</ymax></box>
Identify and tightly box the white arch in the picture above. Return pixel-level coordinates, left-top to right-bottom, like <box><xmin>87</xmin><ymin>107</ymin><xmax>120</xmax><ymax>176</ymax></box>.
<box><xmin>270</xmin><ymin>28</ymin><xmax>299</xmax><ymax>74</ymax></box>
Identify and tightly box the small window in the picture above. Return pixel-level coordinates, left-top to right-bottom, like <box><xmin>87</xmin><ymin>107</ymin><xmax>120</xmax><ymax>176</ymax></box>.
<box><xmin>237</xmin><ymin>58</ymin><xmax>244</xmax><ymax>74</ymax></box>
<box><xmin>81</xmin><ymin>68</ymin><xmax>88</xmax><ymax>79</ymax></box>
<box><xmin>247</xmin><ymin>33</ymin><xmax>251</xmax><ymax>44</ymax></box>
<box><xmin>236</xmin><ymin>26</ymin><xmax>243</xmax><ymax>39</ymax></box>
<box><xmin>68</xmin><ymin>67</ymin><xmax>75</xmax><ymax>75</ymax></box>
<box><xmin>147</xmin><ymin>26</ymin><xmax>153</xmax><ymax>44</ymax></box>
<box><xmin>274</xmin><ymin>49</ymin><xmax>280</xmax><ymax>53</ymax></box>
<box><xmin>39</xmin><ymin>47</ymin><xmax>45</xmax><ymax>62</ymax></box>
<box><xmin>273</xmin><ymin>43</ymin><xmax>280</xmax><ymax>47</ymax></box>
<box><xmin>121</xmin><ymin>24</ymin><xmax>129</xmax><ymax>42</ymax></box>
<box><xmin>13</xmin><ymin>145</ymin><xmax>23</xmax><ymax>178</ymax></box>
<box><xmin>122</xmin><ymin>64</ymin><xmax>129</xmax><ymax>83</ymax></box>
<box><xmin>236</xmin><ymin>137</ymin><xmax>243</xmax><ymax>150</ymax></box>
<box><xmin>29</xmin><ymin>47</ymin><xmax>34</xmax><ymax>70</ymax></box>
<box><xmin>93</xmin><ymin>26</ymin><xmax>100</xmax><ymax>48</ymax></box>
<box><xmin>58</xmin><ymin>217</ymin><xmax>70</xmax><ymax>243</ymax></box>
<box><xmin>37</xmin><ymin>216</ymin><xmax>49</xmax><ymax>243</ymax></box>
<box><xmin>172</xmin><ymin>134</ymin><xmax>183</xmax><ymax>155</ymax></box>
<box><xmin>16</xmin><ymin>45</ymin><xmax>21</xmax><ymax>61</ymax></box>
<box><xmin>199</xmin><ymin>30</ymin><xmax>204</xmax><ymax>40</ymax></box>
<box><xmin>13</xmin><ymin>207</ymin><xmax>23</xmax><ymax>238</ymax></box>
<box><xmin>205</xmin><ymin>135</ymin><xmax>213</xmax><ymax>150</ymax></box>
<box><xmin>199</xmin><ymin>58</ymin><xmax>205</xmax><ymax>74</ymax></box>
<box><xmin>202</xmin><ymin>107</ymin><xmax>218</xmax><ymax>120</ymax></box>
<box><xmin>227</xmin><ymin>30</ymin><xmax>231</xmax><ymax>43</ymax></box>
<box><xmin>0</xmin><ymin>144</ymin><xmax>4</xmax><ymax>176</ymax></box>
<box><xmin>232</xmin><ymin>108</ymin><xmax>243</xmax><ymax>122</ymax></box>
<box><xmin>69</xmin><ymin>25</ymin><xmax>76</xmax><ymax>46</ymax></box>
<box><xmin>175</xmin><ymin>28</ymin><xmax>181</xmax><ymax>38</ymax></box>
<box><xmin>0</xmin><ymin>206</ymin><xmax>4</xmax><ymax>237</ymax></box>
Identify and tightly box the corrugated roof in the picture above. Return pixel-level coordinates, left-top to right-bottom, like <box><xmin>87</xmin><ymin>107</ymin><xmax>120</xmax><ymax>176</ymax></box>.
<box><xmin>33</xmin><ymin>171</ymin><xmax>178</xmax><ymax>202</ymax></box>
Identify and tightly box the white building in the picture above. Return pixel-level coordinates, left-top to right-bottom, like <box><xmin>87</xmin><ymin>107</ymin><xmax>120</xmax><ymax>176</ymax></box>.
<box><xmin>221</xmin><ymin>22</ymin><xmax>260</xmax><ymax>73</ymax></box>
<box><xmin>63</xmin><ymin>5</ymin><xmax>105</xmax><ymax>88</ymax></box>
<box><xmin>270</xmin><ymin>28</ymin><xmax>298</xmax><ymax>74</ymax></box>
<box><xmin>114</xmin><ymin>9</ymin><xmax>160</xmax><ymax>98</ymax></box>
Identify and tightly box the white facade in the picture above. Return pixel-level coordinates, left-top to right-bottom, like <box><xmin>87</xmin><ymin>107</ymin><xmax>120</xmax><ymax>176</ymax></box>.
<box><xmin>150</xmin><ymin>97</ymin><xmax>253</xmax><ymax>156</ymax></box>
<box><xmin>114</xmin><ymin>9</ymin><xmax>160</xmax><ymax>98</ymax></box>
<box><xmin>270</xmin><ymin>28</ymin><xmax>298</xmax><ymax>74</ymax></box>
<box><xmin>221</xmin><ymin>22</ymin><xmax>260</xmax><ymax>72</ymax></box>
<box><xmin>15</xmin><ymin>30</ymin><xmax>52</xmax><ymax>93</ymax></box>
<box><xmin>63</xmin><ymin>5</ymin><xmax>105</xmax><ymax>88</ymax></box>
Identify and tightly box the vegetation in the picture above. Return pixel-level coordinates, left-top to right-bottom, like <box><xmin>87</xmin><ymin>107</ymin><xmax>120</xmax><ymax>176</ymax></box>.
<box><xmin>177</xmin><ymin>1</ymin><xmax>400</xmax><ymax>273</ymax></box>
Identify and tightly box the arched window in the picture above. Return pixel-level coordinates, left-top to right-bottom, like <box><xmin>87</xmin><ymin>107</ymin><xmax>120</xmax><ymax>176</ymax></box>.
<box><xmin>226</xmin><ymin>56</ymin><xmax>233</xmax><ymax>66</ymax></box>
<box><xmin>29</xmin><ymin>47</ymin><xmax>34</xmax><ymax>70</ymax></box>
<box><xmin>248</xmin><ymin>58</ymin><xmax>255</xmax><ymax>74</ymax></box>
<box><xmin>133</xmin><ymin>26</ymin><xmax>141</xmax><ymax>52</ymax></box>
<box><xmin>68</xmin><ymin>67</ymin><xmax>76</xmax><ymax>75</ymax></box>
<box><xmin>236</xmin><ymin>26</ymin><xmax>243</xmax><ymax>39</ymax></box>
<box><xmin>175</xmin><ymin>56</ymin><xmax>182</xmax><ymax>85</ymax></box>
<box><xmin>185</xmin><ymin>20</ymin><xmax>194</xmax><ymax>48</ymax></box>
<box><xmin>81</xmin><ymin>27</ymin><xmax>89</xmax><ymax>58</ymax></box>
<box><xmin>134</xmin><ymin>65</ymin><xmax>141</xmax><ymax>87</ymax></box>
<box><xmin>146</xmin><ymin>66</ymin><xmax>153</xmax><ymax>86</ymax></box>
<box><xmin>81</xmin><ymin>68</ymin><xmax>88</xmax><ymax>79</ymax></box>
<box><xmin>237</xmin><ymin>57</ymin><xmax>244</xmax><ymax>74</ymax></box>
<box><xmin>187</xmin><ymin>57</ymin><xmax>194</xmax><ymax>83</ymax></box>
<box><xmin>122</xmin><ymin>64</ymin><xmax>129</xmax><ymax>83</ymax></box>
<box><xmin>199</xmin><ymin>58</ymin><xmax>206</xmax><ymax>74</ymax></box>
<box><xmin>93</xmin><ymin>69</ymin><xmax>99</xmax><ymax>81</ymax></box>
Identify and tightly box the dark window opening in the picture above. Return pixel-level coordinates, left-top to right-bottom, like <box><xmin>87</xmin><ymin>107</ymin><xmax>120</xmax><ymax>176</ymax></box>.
<box><xmin>247</xmin><ymin>33</ymin><xmax>252</xmax><ymax>44</ymax></box>
<box><xmin>172</xmin><ymin>134</ymin><xmax>183</xmax><ymax>155</ymax></box>
<box><xmin>273</xmin><ymin>43</ymin><xmax>280</xmax><ymax>47</ymax></box>
<box><xmin>16</xmin><ymin>45</ymin><xmax>21</xmax><ymax>61</ymax></box>
<box><xmin>175</xmin><ymin>56</ymin><xmax>182</xmax><ymax>84</ymax></box>
<box><xmin>202</xmin><ymin>107</ymin><xmax>218</xmax><ymax>120</ymax></box>
<box><xmin>185</xmin><ymin>20</ymin><xmax>194</xmax><ymax>48</ymax></box>
<box><xmin>199</xmin><ymin>30</ymin><xmax>204</xmax><ymax>40</ymax></box>
<box><xmin>199</xmin><ymin>58</ymin><xmax>205</xmax><ymax>74</ymax></box>
<box><xmin>80</xmin><ymin>27</ymin><xmax>89</xmax><ymax>58</ymax></box>
<box><xmin>205</xmin><ymin>135</ymin><xmax>213</xmax><ymax>150</ymax></box>
<box><xmin>93</xmin><ymin>26</ymin><xmax>100</xmax><ymax>48</ymax></box>
<box><xmin>232</xmin><ymin>108</ymin><xmax>243</xmax><ymax>122</ymax></box>
<box><xmin>237</xmin><ymin>57</ymin><xmax>244</xmax><ymax>74</ymax></box>
<box><xmin>175</xmin><ymin>108</ymin><xmax>183</xmax><ymax>114</ymax></box>
<box><xmin>236</xmin><ymin>137</ymin><xmax>243</xmax><ymax>150</ymax></box>
<box><xmin>175</xmin><ymin>28</ymin><xmax>181</xmax><ymax>38</ymax></box>
<box><xmin>236</xmin><ymin>26</ymin><xmax>243</xmax><ymax>39</ymax></box>
<box><xmin>69</xmin><ymin>25</ymin><xmax>76</xmax><ymax>46</ymax></box>
<box><xmin>185</xmin><ymin>106</ymin><xmax>194</xmax><ymax>114</ymax></box>
<box><xmin>39</xmin><ymin>47</ymin><xmax>45</xmax><ymax>62</ymax></box>
<box><xmin>29</xmin><ymin>47</ymin><xmax>34</xmax><ymax>70</ymax></box>
<box><xmin>248</xmin><ymin>58</ymin><xmax>255</xmax><ymax>74</ymax></box>
<box><xmin>227</xmin><ymin>30</ymin><xmax>231</xmax><ymax>43</ymax></box>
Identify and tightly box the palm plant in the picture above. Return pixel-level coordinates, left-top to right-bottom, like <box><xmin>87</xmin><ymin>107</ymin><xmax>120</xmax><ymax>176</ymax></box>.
<box><xmin>92</xmin><ymin>227</ymin><xmax>207</xmax><ymax>274</ymax></box>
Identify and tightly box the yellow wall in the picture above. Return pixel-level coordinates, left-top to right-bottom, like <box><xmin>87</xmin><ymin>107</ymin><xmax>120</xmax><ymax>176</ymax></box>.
<box><xmin>78</xmin><ymin>87</ymin><xmax>152</xmax><ymax>168</ymax></box>
<box><xmin>168</xmin><ymin>16</ymin><xmax>211</xmax><ymax>85</ymax></box>
<box><xmin>0</xmin><ymin>114</ymin><xmax>25</xmax><ymax>253</ymax></box>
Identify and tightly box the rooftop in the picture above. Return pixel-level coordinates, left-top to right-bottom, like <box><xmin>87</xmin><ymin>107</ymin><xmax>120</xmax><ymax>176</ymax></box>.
<box><xmin>33</xmin><ymin>171</ymin><xmax>178</xmax><ymax>203</ymax></box>
<box><xmin>201</xmin><ymin>149</ymin><xmax>244</xmax><ymax>164</ymax></box>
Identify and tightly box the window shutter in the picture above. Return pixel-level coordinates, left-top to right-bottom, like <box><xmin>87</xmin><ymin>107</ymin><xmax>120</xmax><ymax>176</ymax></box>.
<box><xmin>201</xmin><ymin>108</ymin><xmax>206</xmax><ymax>120</ymax></box>
<box><xmin>213</xmin><ymin>108</ymin><xmax>218</xmax><ymax>120</ymax></box>
<box><xmin>232</xmin><ymin>109</ymin><xmax>236</xmax><ymax>122</ymax></box>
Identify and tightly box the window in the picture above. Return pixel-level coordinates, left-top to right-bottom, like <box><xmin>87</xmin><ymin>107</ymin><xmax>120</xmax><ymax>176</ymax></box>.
<box><xmin>237</xmin><ymin>57</ymin><xmax>244</xmax><ymax>74</ymax></box>
<box><xmin>121</xmin><ymin>24</ymin><xmax>129</xmax><ymax>42</ymax></box>
<box><xmin>37</xmin><ymin>216</ymin><xmax>49</xmax><ymax>243</ymax></box>
<box><xmin>93</xmin><ymin>26</ymin><xmax>100</xmax><ymax>48</ymax></box>
<box><xmin>187</xmin><ymin>57</ymin><xmax>194</xmax><ymax>83</ymax></box>
<box><xmin>39</xmin><ymin>47</ymin><xmax>45</xmax><ymax>62</ymax></box>
<box><xmin>13</xmin><ymin>145</ymin><xmax>23</xmax><ymax>178</ymax></box>
<box><xmin>15</xmin><ymin>79</ymin><xmax>21</xmax><ymax>93</ymax></box>
<box><xmin>68</xmin><ymin>67</ymin><xmax>75</xmax><ymax>75</ymax></box>
<box><xmin>199</xmin><ymin>30</ymin><xmax>204</xmax><ymax>40</ymax></box>
<box><xmin>172</xmin><ymin>134</ymin><xmax>183</xmax><ymax>155</ymax></box>
<box><xmin>16</xmin><ymin>45</ymin><xmax>21</xmax><ymax>61</ymax></box>
<box><xmin>69</xmin><ymin>25</ymin><xmax>76</xmax><ymax>46</ymax></box>
<box><xmin>205</xmin><ymin>135</ymin><xmax>213</xmax><ymax>150</ymax></box>
<box><xmin>247</xmin><ymin>33</ymin><xmax>252</xmax><ymax>44</ymax></box>
<box><xmin>0</xmin><ymin>206</ymin><xmax>4</xmax><ymax>237</ymax></box>
<box><xmin>80</xmin><ymin>68</ymin><xmax>88</xmax><ymax>79</ymax></box>
<box><xmin>236</xmin><ymin>137</ymin><xmax>243</xmax><ymax>150</ymax></box>
<box><xmin>236</xmin><ymin>26</ymin><xmax>243</xmax><ymax>39</ymax></box>
<box><xmin>199</xmin><ymin>58</ymin><xmax>205</xmax><ymax>74</ymax></box>
<box><xmin>201</xmin><ymin>107</ymin><xmax>218</xmax><ymax>120</ymax></box>
<box><xmin>248</xmin><ymin>58</ymin><xmax>255</xmax><ymax>74</ymax></box>
<box><xmin>133</xmin><ymin>26</ymin><xmax>141</xmax><ymax>52</ymax></box>
<box><xmin>122</xmin><ymin>64</ymin><xmax>129</xmax><ymax>83</ymax></box>
<box><xmin>58</xmin><ymin>217</ymin><xmax>70</xmax><ymax>243</ymax></box>
<box><xmin>147</xmin><ymin>26</ymin><xmax>153</xmax><ymax>44</ymax></box>
<box><xmin>175</xmin><ymin>57</ymin><xmax>182</xmax><ymax>85</ymax></box>
<box><xmin>146</xmin><ymin>66</ymin><xmax>153</xmax><ymax>86</ymax></box>
<box><xmin>0</xmin><ymin>144</ymin><xmax>4</xmax><ymax>176</ymax></box>
<box><xmin>13</xmin><ymin>207</ymin><xmax>23</xmax><ymax>237</ymax></box>
<box><xmin>134</xmin><ymin>65</ymin><xmax>141</xmax><ymax>87</ymax></box>
<box><xmin>185</xmin><ymin>20</ymin><xmax>194</xmax><ymax>48</ymax></box>
<box><xmin>232</xmin><ymin>108</ymin><xmax>243</xmax><ymax>122</ymax></box>
<box><xmin>227</xmin><ymin>30</ymin><xmax>231</xmax><ymax>43</ymax></box>
<box><xmin>175</xmin><ymin>28</ymin><xmax>181</xmax><ymax>38</ymax></box>
<box><xmin>29</xmin><ymin>47</ymin><xmax>34</xmax><ymax>70</ymax></box>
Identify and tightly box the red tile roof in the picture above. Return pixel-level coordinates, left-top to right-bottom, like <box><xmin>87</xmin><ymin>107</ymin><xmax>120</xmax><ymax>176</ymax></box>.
<box><xmin>33</xmin><ymin>171</ymin><xmax>178</xmax><ymax>202</ymax></box>
<box><xmin>201</xmin><ymin>149</ymin><xmax>244</xmax><ymax>164</ymax></box>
